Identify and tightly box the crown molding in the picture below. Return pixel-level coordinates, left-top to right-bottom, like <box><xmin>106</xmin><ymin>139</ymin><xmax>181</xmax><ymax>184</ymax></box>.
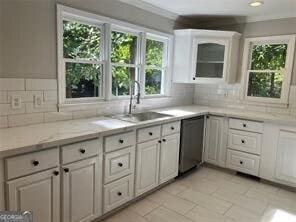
<box><xmin>117</xmin><ymin>0</ymin><xmax>179</xmax><ymax>20</ymax></box>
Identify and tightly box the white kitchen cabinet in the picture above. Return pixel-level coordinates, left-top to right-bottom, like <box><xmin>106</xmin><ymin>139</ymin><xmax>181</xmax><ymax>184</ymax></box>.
<box><xmin>173</xmin><ymin>29</ymin><xmax>240</xmax><ymax>84</ymax></box>
<box><xmin>6</xmin><ymin>168</ymin><xmax>60</xmax><ymax>222</ymax></box>
<box><xmin>159</xmin><ymin>134</ymin><xmax>180</xmax><ymax>184</ymax></box>
<box><xmin>135</xmin><ymin>140</ymin><xmax>160</xmax><ymax>196</ymax></box>
<box><xmin>275</xmin><ymin>130</ymin><xmax>296</xmax><ymax>184</ymax></box>
<box><xmin>204</xmin><ymin>116</ymin><xmax>227</xmax><ymax>166</ymax></box>
<box><xmin>62</xmin><ymin>157</ymin><xmax>101</xmax><ymax>222</ymax></box>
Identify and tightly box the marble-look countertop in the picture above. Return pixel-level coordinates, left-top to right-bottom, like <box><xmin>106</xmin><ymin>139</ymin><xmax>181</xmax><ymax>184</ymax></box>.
<box><xmin>1</xmin><ymin>105</ymin><xmax>296</xmax><ymax>156</ymax></box>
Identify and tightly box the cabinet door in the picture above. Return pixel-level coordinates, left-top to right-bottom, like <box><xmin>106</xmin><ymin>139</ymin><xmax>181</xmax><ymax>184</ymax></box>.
<box><xmin>204</xmin><ymin>116</ymin><xmax>223</xmax><ymax>165</ymax></box>
<box><xmin>6</xmin><ymin>168</ymin><xmax>60</xmax><ymax>222</ymax></box>
<box><xmin>275</xmin><ymin>130</ymin><xmax>296</xmax><ymax>184</ymax></box>
<box><xmin>159</xmin><ymin>133</ymin><xmax>180</xmax><ymax>184</ymax></box>
<box><xmin>63</xmin><ymin>157</ymin><xmax>100</xmax><ymax>222</ymax></box>
<box><xmin>135</xmin><ymin>140</ymin><xmax>160</xmax><ymax>196</ymax></box>
<box><xmin>193</xmin><ymin>39</ymin><xmax>228</xmax><ymax>82</ymax></box>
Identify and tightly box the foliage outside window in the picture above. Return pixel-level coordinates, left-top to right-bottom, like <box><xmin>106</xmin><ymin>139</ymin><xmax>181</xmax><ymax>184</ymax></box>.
<box><xmin>145</xmin><ymin>38</ymin><xmax>166</xmax><ymax>95</ymax></box>
<box><xmin>63</xmin><ymin>20</ymin><xmax>103</xmax><ymax>99</ymax></box>
<box><xmin>111</xmin><ymin>31</ymin><xmax>138</xmax><ymax>96</ymax></box>
<box><xmin>242</xmin><ymin>35</ymin><xmax>295</xmax><ymax>104</ymax></box>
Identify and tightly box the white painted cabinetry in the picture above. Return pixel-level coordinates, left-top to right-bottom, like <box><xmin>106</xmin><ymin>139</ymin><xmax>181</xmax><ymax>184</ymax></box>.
<box><xmin>6</xmin><ymin>168</ymin><xmax>60</xmax><ymax>222</ymax></box>
<box><xmin>173</xmin><ymin>29</ymin><xmax>241</xmax><ymax>84</ymax></box>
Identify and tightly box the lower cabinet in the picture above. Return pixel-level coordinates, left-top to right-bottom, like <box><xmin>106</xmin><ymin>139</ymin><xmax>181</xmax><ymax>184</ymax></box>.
<box><xmin>135</xmin><ymin>140</ymin><xmax>160</xmax><ymax>196</ymax></box>
<box><xmin>275</xmin><ymin>130</ymin><xmax>296</xmax><ymax>184</ymax></box>
<box><xmin>6</xmin><ymin>168</ymin><xmax>60</xmax><ymax>222</ymax></box>
<box><xmin>62</xmin><ymin>157</ymin><xmax>100</xmax><ymax>222</ymax></box>
<box><xmin>159</xmin><ymin>134</ymin><xmax>180</xmax><ymax>184</ymax></box>
<box><xmin>204</xmin><ymin>116</ymin><xmax>224</xmax><ymax>166</ymax></box>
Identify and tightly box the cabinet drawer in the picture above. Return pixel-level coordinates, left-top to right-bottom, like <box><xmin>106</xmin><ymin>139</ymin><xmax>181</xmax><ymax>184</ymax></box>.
<box><xmin>162</xmin><ymin>121</ymin><xmax>181</xmax><ymax>136</ymax></box>
<box><xmin>5</xmin><ymin>148</ymin><xmax>59</xmax><ymax>180</ymax></box>
<box><xmin>104</xmin><ymin>131</ymin><xmax>135</xmax><ymax>152</ymax></box>
<box><xmin>61</xmin><ymin>139</ymin><xmax>100</xmax><ymax>164</ymax></box>
<box><xmin>137</xmin><ymin>125</ymin><xmax>161</xmax><ymax>143</ymax></box>
<box><xmin>229</xmin><ymin>118</ymin><xmax>263</xmax><ymax>133</ymax></box>
<box><xmin>228</xmin><ymin>129</ymin><xmax>262</xmax><ymax>155</ymax></box>
<box><xmin>226</xmin><ymin>149</ymin><xmax>259</xmax><ymax>176</ymax></box>
<box><xmin>104</xmin><ymin>146</ymin><xmax>135</xmax><ymax>184</ymax></box>
<box><xmin>103</xmin><ymin>175</ymin><xmax>134</xmax><ymax>213</ymax></box>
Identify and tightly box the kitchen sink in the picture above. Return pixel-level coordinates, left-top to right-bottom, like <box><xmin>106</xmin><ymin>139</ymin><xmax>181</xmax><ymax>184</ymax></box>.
<box><xmin>113</xmin><ymin>112</ymin><xmax>172</xmax><ymax>123</ymax></box>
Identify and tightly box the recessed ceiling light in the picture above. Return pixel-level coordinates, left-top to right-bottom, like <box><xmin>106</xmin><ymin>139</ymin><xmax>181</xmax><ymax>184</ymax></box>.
<box><xmin>249</xmin><ymin>0</ymin><xmax>264</xmax><ymax>7</ymax></box>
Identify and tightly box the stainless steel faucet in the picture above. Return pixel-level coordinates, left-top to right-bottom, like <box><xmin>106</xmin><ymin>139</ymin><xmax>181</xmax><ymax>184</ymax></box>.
<box><xmin>128</xmin><ymin>80</ymin><xmax>141</xmax><ymax>115</ymax></box>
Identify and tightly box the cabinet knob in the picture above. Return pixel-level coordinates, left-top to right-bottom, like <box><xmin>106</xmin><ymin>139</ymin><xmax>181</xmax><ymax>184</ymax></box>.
<box><xmin>64</xmin><ymin>168</ymin><xmax>69</xmax><ymax>173</ymax></box>
<box><xmin>241</xmin><ymin>139</ymin><xmax>245</xmax><ymax>144</ymax></box>
<box><xmin>118</xmin><ymin>163</ymin><xmax>123</xmax><ymax>167</ymax></box>
<box><xmin>193</xmin><ymin>77</ymin><xmax>196</xmax><ymax>80</ymax></box>
<box><xmin>53</xmin><ymin>171</ymin><xmax>59</xmax><ymax>176</ymax></box>
<box><xmin>32</xmin><ymin>160</ymin><xmax>39</xmax><ymax>166</ymax></box>
<box><xmin>240</xmin><ymin>161</ymin><xmax>244</xmax><ymax>165</ymax></box>
<box><xmin>162</xmin><ymin>139</ymin><xmax>166</xmax><ymax>142</ymax></box>
<box><xmin>171</xmin><ymin>127</ymin><xmax>175</xmax><ymax>130</ymax></box>
<box><xmin>80</xmin><ymin>148</ymin><xmax>86</xmax><ymax>154</ymax></box>
<box><xmin>117</xmin><ymin>192</ymin><xmax>122</xmax><ymax>196</ymax></box>
<box><xmin>206</xmin><ymin>116</ymin><xmax>209</xmax><ymax>119</ymax></box>
<box><xmin>119</xmin><ymin>139</ymin><xmax>124</xmax><ymax>144</ymax></box>
<box><xmin>243</xmin><ymin>123</ymin><xmax>247</xmax><ymax>128</ymax></box>
<box><xmin>158</xmin><ymin>140</ymin><xmax>162</xmax><ymax>143</ymax></box>
<box><xmin>149</xmin><ymin>132</ymin><xmax>153</xmax><ymax>136</ymax></box>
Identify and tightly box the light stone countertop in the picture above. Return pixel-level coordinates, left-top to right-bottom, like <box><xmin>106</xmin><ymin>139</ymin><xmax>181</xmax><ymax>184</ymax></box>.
<box><xmin>1</xmin><ymin>105</ymin><xmax>296</xmax><ymax>156</ymax></box>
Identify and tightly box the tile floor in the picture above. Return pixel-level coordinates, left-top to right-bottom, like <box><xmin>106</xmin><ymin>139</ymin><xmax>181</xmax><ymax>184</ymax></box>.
<box><xmin>102</xmin><ymin>166</ymin><xmax>296</xmax><ymax>222</ymax></box>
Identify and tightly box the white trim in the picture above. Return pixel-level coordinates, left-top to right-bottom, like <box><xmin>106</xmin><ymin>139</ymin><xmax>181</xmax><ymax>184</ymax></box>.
<box><xmin>240</xmin><ymin>34</ymin><xmax>296</xmax><ymax>105</ymax></box>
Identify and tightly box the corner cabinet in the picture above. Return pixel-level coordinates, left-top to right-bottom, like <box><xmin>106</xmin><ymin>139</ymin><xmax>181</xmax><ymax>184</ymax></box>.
<box><xmin>173</xmin><ymin>29</ymin><xmax>241</xmax><ymax>84</ymax></box>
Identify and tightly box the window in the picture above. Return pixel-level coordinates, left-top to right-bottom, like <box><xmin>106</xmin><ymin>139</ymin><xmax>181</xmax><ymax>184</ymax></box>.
<box><xmin>241</xmin><ymin>35</ymin><xmax>295</xmax><ymax>104</ymax></box>
<box><xmin>57</xmin><ymin>5</ymin><xmax>172</xmax><ymax>106</ymax></box>
<box><xmin>111</xmin><ymin>30</ymin><xmax>138</xmax><ymax>96</ymax></box>
<box><xmin>62</xmin><ymin>20</ymin><xmax>104</xmax><ymax>100</ymax></box>
<box><xmin>144</xmin><ymin>36</ymin><xmax>167</xmax><ymax>95</ymax></box>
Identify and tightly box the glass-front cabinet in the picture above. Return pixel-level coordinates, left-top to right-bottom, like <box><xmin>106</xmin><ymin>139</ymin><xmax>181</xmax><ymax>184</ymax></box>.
<box><xmin>173</xmin><ymin>29</ymin><xmax>241</xmax><ymax>84</ymax></box>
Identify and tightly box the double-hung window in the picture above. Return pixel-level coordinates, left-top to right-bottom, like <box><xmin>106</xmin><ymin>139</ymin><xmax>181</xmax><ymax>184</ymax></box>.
<box><xmin>241</xmin><ymin>35</ymin><xmax>295</xmax><ymax>104</ymax></box>
<box><xmin>144</xmin><ymin>35</ymin><xmax>168</xmax><ymax>96</ymax></box>
<box><xmin>111</xmin><ymin>29</ymin><xmax>139</xmax><ymax>97</ymax></box>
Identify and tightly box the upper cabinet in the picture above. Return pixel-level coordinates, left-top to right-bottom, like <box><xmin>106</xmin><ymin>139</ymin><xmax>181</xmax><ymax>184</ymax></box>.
<box><xmin>173</xmin><ymin>29</ymin><xmax>241</xmax><ymax>84</ymax></box>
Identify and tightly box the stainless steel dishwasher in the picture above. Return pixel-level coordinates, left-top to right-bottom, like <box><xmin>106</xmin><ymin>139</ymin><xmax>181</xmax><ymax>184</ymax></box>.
<box><xmin>179</xmin><ymin>116</ymin><xmax>204</xmax><ymax>174</ymax></box>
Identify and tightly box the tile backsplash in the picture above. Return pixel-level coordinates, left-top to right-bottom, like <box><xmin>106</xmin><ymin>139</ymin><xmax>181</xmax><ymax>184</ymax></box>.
<box><xmin>0</xmin><ymin>78</ymin><xmax>195</xmax><ymax>128</ymax></box>
<box><xmin>193</xmin><ymin>83</ymin><xmax>296</xmax><ymax>116</ymax></box>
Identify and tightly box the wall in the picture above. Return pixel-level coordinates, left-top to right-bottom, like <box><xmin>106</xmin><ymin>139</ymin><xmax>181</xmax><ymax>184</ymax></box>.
<box><xmin>194</xmin><ymin>18</ymin><xmax>296</xmax><ymax>115</ymax></box>
<box><xmin>0</xmin><ymin>0</ymin><xmax>195</xmax><ymax>128</ymax></box>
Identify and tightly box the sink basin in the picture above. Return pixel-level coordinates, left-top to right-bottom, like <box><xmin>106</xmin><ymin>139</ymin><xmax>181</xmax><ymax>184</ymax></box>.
<box><xmin>113</xmin><ymin>112</ymin><xmax>172</xmax><ymax>123</ymax></box>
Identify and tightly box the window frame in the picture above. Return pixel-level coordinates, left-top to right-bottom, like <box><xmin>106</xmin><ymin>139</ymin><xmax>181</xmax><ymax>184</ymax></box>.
<box><xmin>57</xmin><ymin>5</ymin><xmax>173</xmax><ymax>108</ymax></box>
<box><xmin>241</xmin><ymin>35</ymin><xmax>296</xmax><ymax>105</ymax></box>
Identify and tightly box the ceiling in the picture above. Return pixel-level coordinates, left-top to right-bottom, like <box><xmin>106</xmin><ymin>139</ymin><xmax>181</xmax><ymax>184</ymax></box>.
<box><xmin>119</xmin><ymin>0</ymin><xmax>296</xmax><ymax>23</ymax></box>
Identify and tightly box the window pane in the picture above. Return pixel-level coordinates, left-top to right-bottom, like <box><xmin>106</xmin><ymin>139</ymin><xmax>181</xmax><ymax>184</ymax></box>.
<box><xmin>250</xmin><ymin>44</ymin><xmax>288</xmax><ymax>70</ymax></box>
<box><xmin>145</xmin><ymin>69</ymin><xmax>162</xmax><ymax>95</ymax></box>
<box><xmin>63</xmin><ymin>21</ymin><xmax>101</xmax><ymax>60</ymax></box>
<box><xmin>66</xmin><ymin>63</ymin><xmax>102</xmax><ymax>98</ymax></box>
<box><xmin>145</xmin><ymin>39</ymin><xmax>164</xmax><ymax>67</ymax></box>
<box><xmin>247</xmin><ymin>72</ymin><xmax>283</xmax><ymax>98</ymax></box>
<box><xmin>111</xmin><ymin>31</ymin><xmax>137</xmax><ymax>64</ymax></box>
<box><xmin>112</xmin><ymin>66</ymin><xmax>135</xmax><ymax>96</ymax></box>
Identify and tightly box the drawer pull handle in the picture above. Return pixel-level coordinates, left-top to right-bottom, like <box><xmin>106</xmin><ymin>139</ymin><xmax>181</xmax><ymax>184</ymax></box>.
<box><xmin>80</xmin><ymin>148</ymin><xmax>86</xmax><ymax>154</ymax></box>
<box><xmin>171</xmin><ymin>127</ymin><xmax>175</xmax><ymax>130</ymax></box>
<box><xmin>240</xmin><ymin>161</ymin><xmax>244</xmax><ymax>165</ymax></box>
<box><xmin>162</xmin><ymin>139</ymin><xmax>166</xmax><ymax>142</ymax></box>
<box><xmin>119</xmin><ymin>139</ymin><xmax>124</xmax><ymax>144</ymax></box>
<box><xmin>243</xmin><ymin>123</ymin><xmax>247</xmax><ymax>128</ymax></box>
<box><xmin>149</xmin><ymin>132</ymin><xmax>153</xmax><ymax>136</ymax></box>
<box><xmin>32</xmin><ymin>160</ymin><xmax>39</xmax><ymax>166</ymax></box>
<box><xmin>118</xmin><ymin>163</ymin><xmax>123</xmax><ymax>167</ymax></box>
<box><xmin>241</xmin><ymin>140</ymin><xmax>245</xmax><ymax>144</ymax></box>
<box><xmin>53</xmin><ymin>171</ymin><xmax>59</xmax><ymax>176</ymax></box>
<box><xmin>64</xmin><ymin>168</ymin><xmax>69</xmax><ymax>173</ymax></box>
<box><xmin>117</xmin><ymin>192</ymin><xmax>122</xmax><ymax>196</ymax></box>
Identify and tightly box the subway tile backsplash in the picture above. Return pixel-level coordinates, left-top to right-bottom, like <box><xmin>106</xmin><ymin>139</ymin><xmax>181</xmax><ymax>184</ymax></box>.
<box><xmin>0</xmin><ymin>78</ymin><xmax>194</xmax><ymax>128</ymax></box>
